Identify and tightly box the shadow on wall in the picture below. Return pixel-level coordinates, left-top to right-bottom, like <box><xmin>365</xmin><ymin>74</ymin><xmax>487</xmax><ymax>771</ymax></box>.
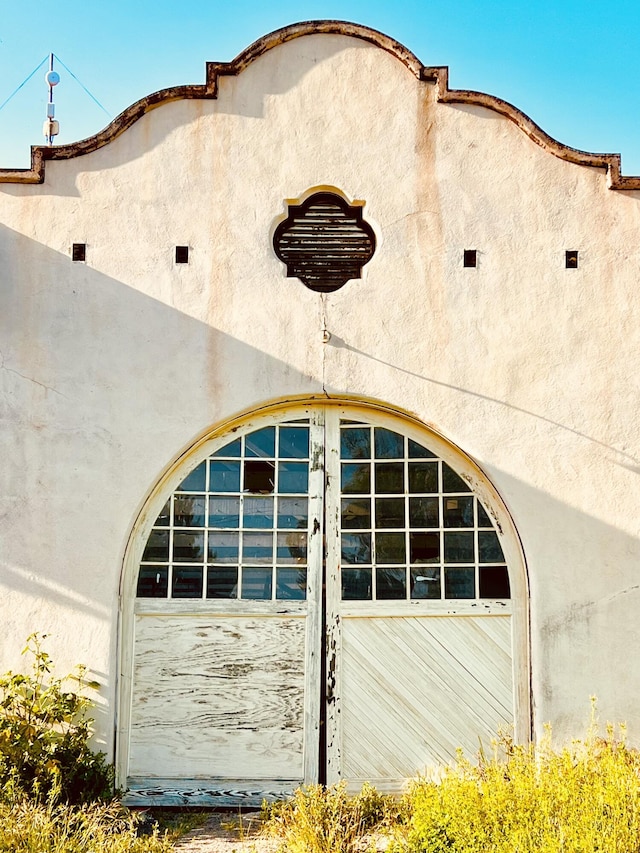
<box><xmin>2</xmin><ymin>221</ymin><xmax>640</xmax><ymax>752</ymax></box>
<box><xmin>487</xmin><ymin>468</ymin><xmax>640</xmax><ymax>747</ymax></box>
<box><xmin>211</xmin><ymin>38</ymin><xmax>372</xmax><ymax>120</ymax></box>
<box><xmin>0</xmin><ymin>222</ymin><xmax>320</xmax><ymax>712</ymax></box>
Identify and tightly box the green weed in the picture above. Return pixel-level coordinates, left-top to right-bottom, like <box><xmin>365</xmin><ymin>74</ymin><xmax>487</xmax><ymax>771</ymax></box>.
<box><xmin>0</xmin><ymin>798</ymin><xmax>173</xmax><ymax>852</ymax></box>
<box><xmin>0</xmin><ymin>633</ymin><xmax>115</xmax><ymax>804</ymax></box>
<box><xmin>263</xmin><ymin>781</ymin><xmax>397</xmax><ymax>853</ymax></box>
<box><xmin>393</xmin><ymin>723</ymin><xmax>640</xmax><ymax>853</ymax></box>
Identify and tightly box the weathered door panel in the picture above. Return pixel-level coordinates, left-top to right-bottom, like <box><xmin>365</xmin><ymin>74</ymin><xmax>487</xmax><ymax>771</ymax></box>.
<box><xmin>125</xmin><ymin>606</ymin><xmax>311</xmax><ymax>805</ymax></box>
<box><xmin>334</xmin><ymin>614</ymin><xmax>513</xmax><ymax>787</ymax></box>
<box><xmin>129</xmin><ymin>614</ymin><xmax>306</xmax><ymax>779</ymax></box>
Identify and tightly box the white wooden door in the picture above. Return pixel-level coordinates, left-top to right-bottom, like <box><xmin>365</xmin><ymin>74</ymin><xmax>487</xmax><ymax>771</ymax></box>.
<box><xmin>125</xmin><ymin>413</ymin><xmax>325</xmax><ymax>806</ymax></box>
<box><xmin>323</xmin><ymin>409</ymin><xmax>515</xmax><ymax>789</ymax></box>
<box><xmin>123</xmin><ymin>406</ymin><xmax>519</xmax><ymax>805</ymax></box>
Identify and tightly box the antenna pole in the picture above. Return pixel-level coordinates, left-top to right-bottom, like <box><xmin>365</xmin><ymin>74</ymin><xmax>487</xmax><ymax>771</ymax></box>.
<box><xmin>43</xmin><ymin>53</ymin><xmax>60</xmax><ymax>145</ymax></box>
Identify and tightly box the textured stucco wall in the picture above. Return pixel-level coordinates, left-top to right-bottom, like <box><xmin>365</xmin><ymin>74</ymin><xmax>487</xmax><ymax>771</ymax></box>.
<box><xmin>1</xmin><ymin>28</ymin><xmax>639</xmax><ymax>756</ymax></box>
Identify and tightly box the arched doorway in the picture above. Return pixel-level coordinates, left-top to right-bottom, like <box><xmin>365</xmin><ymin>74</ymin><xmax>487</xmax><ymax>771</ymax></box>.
<box><xmin>118</xmin><ymin>401</ymin><xmax>529</xmax><ymax>806</ymax></box>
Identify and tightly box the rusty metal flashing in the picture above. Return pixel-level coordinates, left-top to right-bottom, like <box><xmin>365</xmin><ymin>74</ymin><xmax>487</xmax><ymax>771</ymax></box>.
<box><xmin>1</xmin><ymin>19</ymin><xmax>637</xmax><ymax>189</ymax></box>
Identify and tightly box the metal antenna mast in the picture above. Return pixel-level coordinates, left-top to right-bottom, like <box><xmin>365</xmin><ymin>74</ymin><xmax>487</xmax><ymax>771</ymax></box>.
<box><xmin>43</xmin><ymin>53</ymin><xmax>60</xmax><ymax>145</ymax></box>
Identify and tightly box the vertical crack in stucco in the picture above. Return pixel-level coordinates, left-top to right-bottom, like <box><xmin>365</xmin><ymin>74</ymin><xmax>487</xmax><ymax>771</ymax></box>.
<box><xmin>320</xmin><ymin>294</ymin><xmax>330</xmax><ymax>398</ymax></box>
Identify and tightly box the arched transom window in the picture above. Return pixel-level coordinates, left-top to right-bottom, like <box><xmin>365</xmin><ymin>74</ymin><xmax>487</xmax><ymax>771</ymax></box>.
<box><xmin>137</xmin><ymin>417</ymin><xmax>509</xmax><ymax>603</ymax></box>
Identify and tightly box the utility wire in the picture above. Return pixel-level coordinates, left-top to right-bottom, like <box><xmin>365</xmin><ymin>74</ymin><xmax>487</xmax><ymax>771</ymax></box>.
<box><xmin>53</xmin><ymin>54</ymin><xmax>111</xmax><ymax>118</ymax></box>
<box><xmin>0</xmin><ymin>55</ymin><xmax>49</xmax><ymax>113</ymax></box>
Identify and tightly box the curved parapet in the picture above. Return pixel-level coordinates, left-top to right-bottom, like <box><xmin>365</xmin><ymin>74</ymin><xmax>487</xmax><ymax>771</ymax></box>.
<box><xmin>0</xmin><ymin>19</ymin><xmax>637</xmax><ymax>189</ymax></box>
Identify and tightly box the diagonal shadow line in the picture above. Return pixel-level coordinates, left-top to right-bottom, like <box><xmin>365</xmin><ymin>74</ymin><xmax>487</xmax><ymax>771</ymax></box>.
<box><xmin>325</xmin><ymin>335</ymin><xmax>640</xmax><ymax>471</ymax></box>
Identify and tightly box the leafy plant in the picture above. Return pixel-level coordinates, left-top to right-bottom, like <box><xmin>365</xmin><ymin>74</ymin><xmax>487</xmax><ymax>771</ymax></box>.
<box><xmin>0</xmin><ymin>633</ymin><xmax>114</xmax><ymax>804</ymax></box>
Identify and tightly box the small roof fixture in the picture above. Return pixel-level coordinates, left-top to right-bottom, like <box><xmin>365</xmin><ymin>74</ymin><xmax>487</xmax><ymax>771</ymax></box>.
<box><xmin>43</xmin><ymin>54</ymin><xmax>60</xmax><ymax>145</ymax></box>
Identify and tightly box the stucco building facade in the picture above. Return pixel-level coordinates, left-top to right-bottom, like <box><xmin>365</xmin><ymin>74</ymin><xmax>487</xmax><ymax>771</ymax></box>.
<box><xmin>1</xmin><ymin>21</ymin><xmax>639</xmax><ymax>805</ymax></box>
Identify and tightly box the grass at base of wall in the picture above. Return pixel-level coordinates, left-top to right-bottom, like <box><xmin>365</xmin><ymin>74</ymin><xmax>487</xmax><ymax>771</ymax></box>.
<box><xmin>393</xmin><ymin>725</ymin><xmax>640</xmax><ymax>853</ymax></box>
<box><xmin>263</xmin><ymin>781</ymin><xmax>401</xmax><ymax>853</ymax></box>
<box><xmin>0</xmin><ymin>798</ymin><xmax>179</xmax><ymax>852</ymax></box>
<box><xmin>262</xmin><ymin>722</ymin><xmax>640</xmax><ymax>853</ymax></box>
<box><xmin>150</xmin><ymin>808</ymin><xmax>211</xmax><ymax>839</ymax></box>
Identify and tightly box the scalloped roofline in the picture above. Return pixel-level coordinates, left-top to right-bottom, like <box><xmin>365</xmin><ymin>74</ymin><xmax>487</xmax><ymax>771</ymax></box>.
<box><xmin>1</xmin><ymin>19</ymin><xmax>637</xmax><ymax>189</ymax></box>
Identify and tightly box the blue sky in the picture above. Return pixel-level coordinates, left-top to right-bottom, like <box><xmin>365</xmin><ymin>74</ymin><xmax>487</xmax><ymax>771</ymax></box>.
<box><xmin>2</xmin><ymin>0</ymin><xmax>640</xmax><ymax>172</ymax></box>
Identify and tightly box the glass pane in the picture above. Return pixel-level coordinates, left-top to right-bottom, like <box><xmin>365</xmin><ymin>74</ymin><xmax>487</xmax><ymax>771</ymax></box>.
<box><xmin>411</xmin><ymin>567</ymin><xmax>441</xmax><ymax>599</ymax></box>
<box><xmin>409</xmin><ymin>532</ymin><xmax>439</xmax><ymax>563</ymax></box>
<box><xmin>408</xmin><ymin>439</ymin><xmax>436</xmax><ymax>458</ymax></box>
<box><xmin>445</xmin><ymin>567</ymin><xmax>475</xmax><ymax>598</ymax></box>
<box><xmin>409</xmin><ymin>497</ymin><xmax>439</xmax><ymax>528</ymax></box>
<box><xmin>341</xmin><ymin>498</ymin><xmax>371</xmax><ymax>529</ymax></box>
<box><xmin>278</xmin><ymin>497</ymin><xmax>308</xmax><ymax>530</ymax></box>
<box><xmin>377</xmin><ymin>568</ymin><xmax>406</xmax><ymax>599</ymax></box>
<box><xmin>375</xmin><ymin>463</ymin><xmax>404</xmax><ymax>493</ymax></box>
<box><xmin>376</xmin><ymin>532</ymin><xmax>406</xmax><ymax>563</ymax></box>
<box><xmin>244</xmin><ymin>460</ymin><xmax>275</xmax><ymax>493</ymax></box>
<box><xmin>245</xmin><ymin>427</ymin><xmax>275</xmax><ymax>458</ymax></box>
<box><xmin>173</xmin><ymin>532</ymin><xmax>205</xmax><ymax>561</ymax></box>
<box><xmin>241</xmin><ymin>568</ymin><xmax>272</xmax><ymax>600</ymax></box>
<box><xmin>277</xmin><ymin>531</ymin><xmax>307</xmax><ymax>564</ymax></box>
<box><xmin>172</xmin><ymin>566</ymin><xmax>203</xmax><ymax>598</ymax></box>
<box><xmin>408</xmin><ymin>462</ymin><xmax>438</xmax><ymax>493</ymax></box>
<box><xmin>444</xmin><ymin>532</ymin><xmax>474</xmax><ymax>563</ymax></box>
<box><xmin>278</xmin><ymin>462</ymin><xmax>308</xmax><ymax>494</ymax></box>
<box><xmin>477</xmin><ymin>502</ymin><xmax>493</xmax><ymax>527</ymax></box>
<box><xmin>212</xmin><ymin>438</ymin><xmax>241</xmax><ymax>458</ymax></box>
<box><xmin>479</xmin><ymin>531</ymin><xmax>505</xmax><ymax>562</ymax></box>
<box><xmin>173</xmin><ymin>495</ymin><xmax>206</xmax><ymax>527</ymax></box>
<box><xmin>137</xmin><ymin>566</ymin><xmax>168</xmax><ymax>597</ymax></box>
<box><xmin>207</xmin><ymin>566</ymin><xmax>238</xmax><ymax>598</ymax></box>
<box><xmin>210</xmin><ymin>460</ymin><xmax>241</xmax><ymax>492</ymax></box>
<box><xmin>208</xmin><ymin>532</ymin><xmax>239</xmax><ymax>563</ymax></box>
<box><xmin>154</xmin><ymin>500</ymin><xmax>170</xmax><ymax>527</ymax></box>
<box><xmin>479</xmin><ymin>566</ymin><xmax>511</xmax><ymax>598</ymax></box>
<box><xmin>374</xmin><ymin>428</ymin><xmax>403</xmax><ymax>459</ymax></box>
<box><xmin>276</xmin><ymin>568</ymin><xmax>307</xmax><ymax>600</ymax></box>
<box><xmin>341</xmin><ymin>533</ymin><xmax>372</xmax><ymax>564</ymax></box>
<box><xmin>208</xmin><ymin>496</ymin><xmax>240</xmax><ymax>528</ymax></box>
<box><xmin>341</xmin><ymin>463</ymin><xmax>370</xmax><ymax>494</ymax></box>
<box><xmin>243</xmin><ymin>532</ymin><xmax>273</xmax><ymax>563</ymax></box>
<box><xmin>341</xmin><ymin>427</ymin><xmax>371</xmax><ymax>459</ymax></box>
<box><xmin>375</xmin><ymin>498</ymin><xmax>404</xmax><ymax>528</ymax></box>
<box><xmin>279</xmin><ymin>427</ymin><xmax>309</xmax><ymax>458</ymax></box>
<box><xmin>443</xmin><ymin>496</ymin><xmax>474</xmax><ymax>528</ymax></box>
<box><xmin>243</xmin><ymin>496</ymin><xmax>274</xmax><ymax>528</ymax></box>
<box><xmin>442</xmin><ymin>462</ymin><xmax>471</xmax><ymax>493</ymax></box>
<box><xmin>142</xmin><ymin>530</ymin><xmax>169</xmax><ymax>561</ymax></box>
<box><xmin>342</xmin><ymin>568</ymin><xmax>372</xmax><ymax>600</ymax></box>
<box><xmin>177</xmin><ymin>462</ymin><xmax>206</xmax><ymax>492</ymax></box>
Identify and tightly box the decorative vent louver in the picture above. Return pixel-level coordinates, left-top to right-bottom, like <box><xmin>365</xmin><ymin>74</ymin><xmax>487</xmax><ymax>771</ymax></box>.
<box><xmin>273</xmin><ymin>192</ymin><xmax>376</xmax><ymax>293</ymax></box>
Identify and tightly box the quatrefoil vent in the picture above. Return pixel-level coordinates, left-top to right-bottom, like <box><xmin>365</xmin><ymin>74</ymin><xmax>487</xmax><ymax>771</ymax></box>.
<box><xmin>273</xmin><ymin>192</ymin><xmax>376</xmax><ymax>293</ymax></box>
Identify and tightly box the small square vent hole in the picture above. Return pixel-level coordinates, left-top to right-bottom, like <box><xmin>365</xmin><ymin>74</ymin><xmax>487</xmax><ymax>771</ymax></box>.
<box><xmin>463</xmin><ymin>249</ymin><xmax>477</xmax><ymax>268</ymax></box>
<box><xmin>72</xmin><ymin>243</ymin><xmax>86</xmax><ymax>262</ymax></box>
<box><xmin>566</xmin><ymin>250</ymin><xmax>579</xmax><ymax>268</ymax></box>
<box><xmin>175</xmin><ymin>246</ymin><xmax>189</xmax><ymax>264</ymax></box>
